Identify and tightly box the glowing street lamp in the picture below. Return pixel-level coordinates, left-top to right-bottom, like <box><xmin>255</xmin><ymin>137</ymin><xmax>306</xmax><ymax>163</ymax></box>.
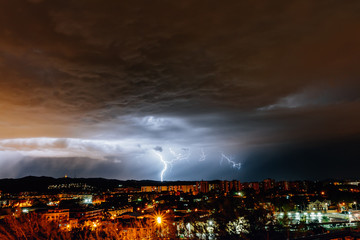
<box><xmin>153</xmin><ymin>211</ymin><xmax>164</xmax><ymax>225</ymax></box>
<box><xmin>156</xmin><ymin>216</ymin><xmax>162</xmax><ymax>225</ymax></box>
<box><xmin>152</xmin><ymin>211</ymin><xmax>166</xmax><ymax>238</ymax></box>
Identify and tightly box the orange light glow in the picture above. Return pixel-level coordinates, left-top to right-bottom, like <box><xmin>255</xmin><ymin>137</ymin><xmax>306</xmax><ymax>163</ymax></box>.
<box><xmin>152</xmin><ymin>210</ymin><xmax>166</xmax><ymax>226</ymax></box>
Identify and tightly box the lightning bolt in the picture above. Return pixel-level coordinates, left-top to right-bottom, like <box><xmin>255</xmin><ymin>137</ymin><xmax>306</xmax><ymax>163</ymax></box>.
<box><xmin>153</xmin><ymin>147</ymin><xmax>191</xmax><ymax>182</ymax></box>
<box><xmin>154</xmin><ymin>148</ymin><xmax>239</xmax><ymax>181</ymax></box>
<box><xmin>169</xmin><ymin>148</ymin><xmax>191</xmax><ymax>161</ymax></box>
<box><xmin>199</xmin><ymin>148</ymin><xmax>206</xmax><ymax>161</ymax></box>
<box><xmin>221</xmin><ymin>153</ymin><xmax>241</xmax><ymax>170</ymax></box>
<box><xmin>168</xmin><ymin>147</ymin><xmax>191</xmax><ymax>173</ymax></box>
<box><xmin>153</xmin><ymin>150</ymin><xmax>167</xmax><ymax>182</ymax></box>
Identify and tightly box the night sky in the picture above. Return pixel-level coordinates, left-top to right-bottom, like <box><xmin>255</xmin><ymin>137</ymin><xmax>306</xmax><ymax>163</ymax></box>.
<box><xmin>0</xmin><ymin>0</ymin><xmax>359</xmax><ymax>181</ymax></box>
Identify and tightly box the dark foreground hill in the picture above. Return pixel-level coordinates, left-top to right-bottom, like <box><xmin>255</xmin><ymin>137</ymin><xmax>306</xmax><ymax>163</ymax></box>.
<box><xmin>0</xmin><ymin>176</ymin><xmax>197</xmax><ymax>193</ymax></box>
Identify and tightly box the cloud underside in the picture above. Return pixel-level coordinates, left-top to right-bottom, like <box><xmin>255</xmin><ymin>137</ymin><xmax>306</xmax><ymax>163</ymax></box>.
<box><xmin>0</xmin><ymin>0</ymin><xmax>359</xmax><ymax>180</ymax></box>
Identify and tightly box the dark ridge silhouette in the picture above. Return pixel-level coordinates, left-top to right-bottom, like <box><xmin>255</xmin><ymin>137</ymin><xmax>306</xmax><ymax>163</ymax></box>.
<box><xmin>0</xmin><ymin>176</ymin><xmax>217</xmax><ymax>193</ymax></box>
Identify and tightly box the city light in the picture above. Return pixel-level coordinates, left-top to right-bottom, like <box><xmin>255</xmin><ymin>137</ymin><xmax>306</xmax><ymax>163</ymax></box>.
<box><xmin>1</xmin><ymin>178</ymin><xmax>360</xmax><ymax>239</ymax></box>
<box><xmin>156</xmin><ymin>216</ymin><xmax>162</xmax><ymax>224</ymax></box>
<box><xmin>152</xmin><ymin>211</ymin><xmax>166</xmax><ymax>227</ymax></box>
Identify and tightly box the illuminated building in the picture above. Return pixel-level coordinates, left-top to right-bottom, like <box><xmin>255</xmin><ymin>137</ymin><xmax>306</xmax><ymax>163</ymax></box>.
<box><xmin>307</xmin><ymin>200</ymin><xmax>331</xmax><ymax>212</ymax></box>
<box><xmin>141</xmin><ymin>184</ymin><xmax>197</xmax><ymax>194</ymax></box>
<box><xmin>43</xmin><ymin>209</ymin><xmax>70</xmax><ymax>225</ymax></box>
<box><xmin>262</xmin><ymin>178</ymin><xmax>275</xmax><ymax>191</ymax></box>
<box><xmin>73</xmin><ymin>209</ymin><xmax>103</xmax><ymax>221</ymax></box>
<box><xmin>108</xmin><ymin>206</ymin><xmax>133</xmax><ymax>218</ymax></box>
<box><xmin>197</xmin><ymin>181</ymin><xmax>209</xmax><ymax>193</ymax></box>
<box><xmin>277</xmin><ymin>181</ymin><xmax>290</xmax><ymax>191</ymax></box>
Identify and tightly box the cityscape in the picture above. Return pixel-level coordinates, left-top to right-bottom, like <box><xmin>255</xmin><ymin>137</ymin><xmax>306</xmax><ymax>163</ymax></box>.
<box><xmin>1</xmin><ymin>176</ymin><xmax>360</xmax><ymax>239</ymax></box>
<box><xmin>1</xmin><ymin>0</ymin><xmax>360</xmax><ymax>239</ymax></box>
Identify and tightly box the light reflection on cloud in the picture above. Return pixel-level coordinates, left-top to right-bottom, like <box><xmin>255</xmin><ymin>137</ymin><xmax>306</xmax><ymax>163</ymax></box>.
<box><xmin>0</xmin><ymin>136</ymin><xmax>243</xmax><ymax>180</ymax></box>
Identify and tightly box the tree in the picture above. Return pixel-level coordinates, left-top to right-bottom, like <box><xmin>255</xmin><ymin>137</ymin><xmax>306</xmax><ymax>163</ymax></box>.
<box><xmin>0</xmin><ymin>213</ymin><xmax>70</xmax><ymax>240</ymax></box>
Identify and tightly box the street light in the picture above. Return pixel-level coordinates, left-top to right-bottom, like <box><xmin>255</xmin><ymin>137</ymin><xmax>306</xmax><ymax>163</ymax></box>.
<box><xmin>152</xmin><ymin>211</ymin><xmax>166</xmax><ymax>238</ymax></box>
<box><xmin>153</xmin><ymin>211</ymin><xmax>165</xmax><ymax>226</ymax></box>
<box><xmin>156</xmin><ymin>216</ymin><xmax>162</xmax><ymax>224</ymax></box>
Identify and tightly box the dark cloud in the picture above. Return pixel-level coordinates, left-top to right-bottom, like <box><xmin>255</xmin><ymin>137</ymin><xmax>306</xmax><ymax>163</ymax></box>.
<box><xmin>153</xmin><ymin>146</ymin><xmax>163</xmax><ymax>152</ymax></box>
<box><xmin>239</xmin><ymin>135</ymin><xmax>360</xmax><ymax>181</ymax></box>
<box><xmin>0</xmin><ymin>0</ymin><xmax>359</xmax><ymax>180</ymax></box>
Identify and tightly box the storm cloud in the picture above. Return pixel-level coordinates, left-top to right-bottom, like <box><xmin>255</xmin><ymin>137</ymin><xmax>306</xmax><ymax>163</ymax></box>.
<box><xmin>0</xmin><ymin>0</ymin><xmax>359</xmax><ymax>180</ymax></box>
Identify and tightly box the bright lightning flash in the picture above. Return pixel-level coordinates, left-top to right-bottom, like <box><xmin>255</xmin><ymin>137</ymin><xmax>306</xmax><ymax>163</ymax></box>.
<box><xmin>153</xmin><ymin>150</ymin><xmax>167</xmax><ymax>182</ymax></box>
<box><xmin>169</xmin><ymin>148</ymin><xmax>191</xmax><ymax>161</ymax></box>
<box><xmin>154</xmin><ymin>148</ymin><xmax>240</xmax><ymax>181</ymax></box>
<box><xmin>221</xmin><ymin>153</ymin><xmax>241</xmax><ymax>170</ymax></box>
<box><xmin>153</xmin><ymin>148</ymin><xmax>191</xmax><ymax>182</ymax></box>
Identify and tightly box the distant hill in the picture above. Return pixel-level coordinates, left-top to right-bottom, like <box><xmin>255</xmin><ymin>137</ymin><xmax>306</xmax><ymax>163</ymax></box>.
<box><xmin>0</xmin><ymin>176</ymin><xmax>200</xmax><ymax>193</ymax></box>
